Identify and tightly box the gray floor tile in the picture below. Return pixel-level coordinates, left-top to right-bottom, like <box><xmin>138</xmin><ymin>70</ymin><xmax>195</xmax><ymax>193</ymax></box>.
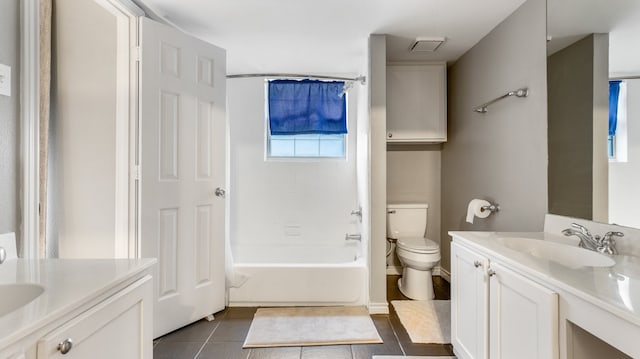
<box><xmin>197</xmin><ymin>341</ymin><xmax>250</xmax><ymax>359</ymax></box>
<box><xmin>301</xmin><ymin>345</ymin><xmax>351</xmax><ymax>359</ymax></box>
<box><xmin>249</xmin><ymin>346</ymin><xmax>301</xmax><ymax>359</ymax></box>
<box><xmin>225</xmin><ymin>307</ymin><xmax>258</xmax><ymax>319</ymax></box>
<box><xmin>153</xmin><ymin>341</ymin><xmax>203</xmax><ymax>359</ymax></box>
<box><xmin>209</xmin><ymin>318</ymin><xmax>253</xmax><ymax>342</ymax></box>
<box><xmin>161</xmin><ymin>319</ymin><xmax>220</xmax><ymax>342</ymax></box>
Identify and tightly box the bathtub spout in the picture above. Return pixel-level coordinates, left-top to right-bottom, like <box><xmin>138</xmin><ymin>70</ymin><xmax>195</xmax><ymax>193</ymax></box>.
<box><xmin>345</xmin><ymin>233</ymin><xmax>362</xmax><ymax>241</ymax></box>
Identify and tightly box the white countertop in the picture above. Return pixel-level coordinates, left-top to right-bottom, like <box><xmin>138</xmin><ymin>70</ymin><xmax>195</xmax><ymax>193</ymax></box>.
<box><xmin>449</xmin><ymin>231</ymin><xmax>640</xmax><ymax>327</ymax></box>
<box><xmin>0</xmin><ymin>258</ymin><xmax>156</xmax><ymax>349</ymax></box>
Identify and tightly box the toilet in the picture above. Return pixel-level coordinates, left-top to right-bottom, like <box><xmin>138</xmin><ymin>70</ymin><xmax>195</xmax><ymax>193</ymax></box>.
<box><xmin>387</xmin><ymin>203</ymin><xmax>441</xmax><ymax>300</ymax></box>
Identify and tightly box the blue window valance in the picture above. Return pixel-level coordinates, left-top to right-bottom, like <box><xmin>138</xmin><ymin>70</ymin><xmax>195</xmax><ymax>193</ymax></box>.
<box><xmin>609</xmin><ymin>80</ymin><xmax>622</xmax><ymax>136</ymax></box>
<box><xmin>268</xmin><ymin>80</ymin><xmax>347</xmax><ymax>135</ymax></box>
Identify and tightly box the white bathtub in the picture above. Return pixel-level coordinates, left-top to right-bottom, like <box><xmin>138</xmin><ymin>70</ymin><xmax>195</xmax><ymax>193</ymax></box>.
<box><xmin>228</xmin><ymin>243</ymin><xmax>367</xmax><ymax>306</ymax></box>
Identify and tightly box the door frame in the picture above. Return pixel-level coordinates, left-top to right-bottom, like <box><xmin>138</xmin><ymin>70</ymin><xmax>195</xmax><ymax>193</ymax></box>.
<box><xmin>20</xmin><ymin>0</ymin><xmax>144</xmax><ymax>259</ymax></box>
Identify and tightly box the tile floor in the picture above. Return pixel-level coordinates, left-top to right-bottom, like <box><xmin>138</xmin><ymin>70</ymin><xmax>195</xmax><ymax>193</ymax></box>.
<box><xmin>153</xmin><ymin>275</ymin><xmax>454</xmax><ymax>358</ymax></box>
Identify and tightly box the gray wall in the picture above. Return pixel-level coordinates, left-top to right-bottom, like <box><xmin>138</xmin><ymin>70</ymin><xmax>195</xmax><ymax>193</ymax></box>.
<box><xmin>369</xmin><ymin>34</ymin><xmax>388</xmax><ymax>312</ymax></box>
<box><xmin>547</xmin><ymin>34</ymin><xmax>609</xmax><ymax>221</ymax></box>
<box><xmin>387</xmin><ymin>144</ymin><xmax>441</xmax><ymax>269</ymax></box>
<box><xmin>441</xmin><ymin>0</ymin><xmax>548</xmax><ymax>271</ymax></box>
<box><xmin>0</xmin><ymin>0</ymin><xmax>20</xmax><ymax>243</ymax></box>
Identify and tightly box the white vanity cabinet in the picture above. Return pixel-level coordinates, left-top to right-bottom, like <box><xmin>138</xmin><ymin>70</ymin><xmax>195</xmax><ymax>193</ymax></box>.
<box><xmin>36</xmin><ymin>275</ymin><xmax>153</xmax><ymax>359</ymax></box>
<box><xmin>451</xmin><ymin>242</ymin><xmax>559</xmax><ymax>359</ymax></box>
<box><xmin>386</xmin><ymin>63</ymin><xmax>446</xmax><ymax>143</ymax></box>
<box><xmin>451</xmin><ymin>242</ymin><xmax>488</xmax><ymax>359</ymax></box>
<box><xmin>0</xmin><ymin>259</ymin><xmax>155</xmax><ymax>359</ymax></box>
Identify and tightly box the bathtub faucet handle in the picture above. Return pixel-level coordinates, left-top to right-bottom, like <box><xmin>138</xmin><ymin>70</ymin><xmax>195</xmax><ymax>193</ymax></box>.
<box><xmin>345</xmin><ymin>233</ymin><xmax>362</xmax><ymax>241</ymax></box>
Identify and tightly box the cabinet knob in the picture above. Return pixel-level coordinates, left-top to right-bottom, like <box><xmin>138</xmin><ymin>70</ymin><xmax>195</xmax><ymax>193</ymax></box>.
<box><xmin>473</xmin><ymin>260</ymin><xmax>482</xmax><ymax>268</ymax></box>
<box><xmin>58</xmin><ymin>339</ymin><xmax>73</xmax><ymax>355</ymax></box>
<box><xmin>387</xmin><ymin>132</ymin><xmax>393</xmax><ymax>138</ymax></box>
<box><xmin>487</xmin><ymin>269</ymin><xmax>496</xmax><ymax>277</ymax></box>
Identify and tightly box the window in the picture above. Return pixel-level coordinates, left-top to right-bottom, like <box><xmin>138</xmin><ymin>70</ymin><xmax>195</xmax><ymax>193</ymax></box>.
<box><xmin>266</xmin><ymin>79</ymin><xmax>347</xmax><ymax>159</ymax></box>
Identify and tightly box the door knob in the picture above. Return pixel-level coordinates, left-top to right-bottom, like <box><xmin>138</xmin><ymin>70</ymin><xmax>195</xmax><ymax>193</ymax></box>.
<box><xmin>215</xmin><ymin>187</ymin><xmax>226</xmax><ymax>198</ymax></box>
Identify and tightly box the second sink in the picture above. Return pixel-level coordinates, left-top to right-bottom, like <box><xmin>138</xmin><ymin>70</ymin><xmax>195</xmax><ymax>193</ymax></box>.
<box><xmin>495</xmin><ymin>237</ymin><xmax>615</xmax><ymax>269</ymax></box>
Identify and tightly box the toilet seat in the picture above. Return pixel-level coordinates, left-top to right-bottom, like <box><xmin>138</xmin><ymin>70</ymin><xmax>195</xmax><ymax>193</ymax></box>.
<box><xmin>397</xmin><ymin>237</ymin><xmax>439</xmax><ymax>254</ymax></box>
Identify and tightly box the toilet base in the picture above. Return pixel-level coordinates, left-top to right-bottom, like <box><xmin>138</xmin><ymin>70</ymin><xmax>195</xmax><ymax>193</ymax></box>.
<box><xmin>398</xmin><ymin>266</ymin><xmax>434</xmax><ymax>300</ymax></box>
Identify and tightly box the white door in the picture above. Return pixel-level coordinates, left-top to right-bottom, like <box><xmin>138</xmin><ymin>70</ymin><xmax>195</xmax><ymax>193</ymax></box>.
<box><xmin>139</xmin><ymin>17</ymin><xmax>226</xmax><ymax>338</ymax></box>
<box><xmin>489</xmin><ymin>262</ymin><xmax>559</xmax><ymax>359</ymax></box>
<box><xmin>451</xmin><ymin>242</ymin><xmax>489</xmax><ymax>359</ymax></box>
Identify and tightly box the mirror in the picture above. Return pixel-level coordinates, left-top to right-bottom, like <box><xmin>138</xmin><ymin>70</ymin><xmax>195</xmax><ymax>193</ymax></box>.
<box><xmin>547</xmin><ymin>0</ymin><xmax>640</xmax><ymax>228</ymax></box>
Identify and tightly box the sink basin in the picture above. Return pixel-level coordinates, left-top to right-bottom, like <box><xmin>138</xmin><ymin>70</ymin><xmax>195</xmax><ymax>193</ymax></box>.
<box><xmin>495</xmin><ymin>237</ymin><xmax>615</xmax><ymax>268</ymax></box>
<box><xmin>0</xmin><ymin>283</ymin><xmax>44</xmax><ymax>318</ymax></box>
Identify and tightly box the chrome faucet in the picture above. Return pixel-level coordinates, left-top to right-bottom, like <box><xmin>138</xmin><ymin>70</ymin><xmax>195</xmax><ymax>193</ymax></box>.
<box><xmin>561</xmin><ymin>223</ymin><xmax>622</xmax><ymax>255</ymax></box>
<box><xmin>0</xmin><ymin>247</ymin><xmax>6</xmax><ymax>264</ymax></box>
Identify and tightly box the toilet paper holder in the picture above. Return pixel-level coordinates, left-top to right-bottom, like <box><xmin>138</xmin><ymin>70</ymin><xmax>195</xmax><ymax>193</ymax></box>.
<box><xmin>481</xmin><ymin>203</ymin><xmax>500</xmax><ymax>213</ymax></box>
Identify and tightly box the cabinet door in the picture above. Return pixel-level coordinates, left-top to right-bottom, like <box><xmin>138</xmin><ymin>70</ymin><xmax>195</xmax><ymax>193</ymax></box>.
<box><xmin>386</xmin><ymin>63</ymin><xmax>446</xmax><ymax>142</ymax></box>
<box><xmin>489</xmin><ymin>262</ymin><xmax>558</xmax><ymax>359</ymax></box>
<box><xmin>451</xmin><ymin>242</ymin><xmax>489</xmax><ymax>359</ymax></box>
<box><xmin>36</xmin><ymin>275</ymin><xmax>153</xmax><ymax>359</ymax></box>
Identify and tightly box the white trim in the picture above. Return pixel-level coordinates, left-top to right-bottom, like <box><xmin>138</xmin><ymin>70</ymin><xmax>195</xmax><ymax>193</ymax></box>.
<box><xmin>20</xmin><ymin>0</ymin><xmax>40</xmax><ymax>259</ymax></box>
<box><xmin>93</xmin><ymin>0</ymin><xmax>142</xmax><ymax>259</ymax></box>
<box><xmin>368</xmin><ymin>301</ymin><xmax>390</xmax><ymax>314</ymax></box>
<box><xmin>386</xmin><ymin>265</ymin><xmax>402</xmax><ymax>275</ymax></box>
<box><xmin>438</xmin><ymin>267</ymin><xmax>451</xmax><ymax>282</ymax></box>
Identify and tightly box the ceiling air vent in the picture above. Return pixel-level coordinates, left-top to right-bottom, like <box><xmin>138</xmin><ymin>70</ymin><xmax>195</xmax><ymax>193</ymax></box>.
<box><xmin>410</xmin><ymin>37</ymin><xmax>446</xmax><ymax>52</ymax></box>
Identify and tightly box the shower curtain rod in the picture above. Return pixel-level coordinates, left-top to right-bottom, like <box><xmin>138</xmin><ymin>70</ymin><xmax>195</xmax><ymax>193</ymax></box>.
<box><xmin>226</xmin><ymin>73</ymin><xmax>367</xmax><ymax>84</ymax></box>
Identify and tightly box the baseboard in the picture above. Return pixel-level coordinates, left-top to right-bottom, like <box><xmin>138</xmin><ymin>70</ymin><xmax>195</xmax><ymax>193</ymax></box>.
<box><xmin>386</xmin><ymin>265</ymin><xmax>450</xmax><ymax>282</ymax></box>
<box><xmin>368</xmin><ymin>302</ymin><xmax>389</xmax><ymax>314</ymax></box>
<box><xmin>438</xmin><ymin>267</ymin><xmax>451</xmax><ymax>282</ymax></box>
<box><xmin>386</xmin><ymin>266</ymin><xmax>402</xmax><ymax>275</ymax></box>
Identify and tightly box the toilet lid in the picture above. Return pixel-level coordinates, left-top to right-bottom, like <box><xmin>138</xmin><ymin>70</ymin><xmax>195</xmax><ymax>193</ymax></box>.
<box><xmin>397</xmin><ymin>237</ymin><xmax>439</xmax><ymax>253</ymax></box>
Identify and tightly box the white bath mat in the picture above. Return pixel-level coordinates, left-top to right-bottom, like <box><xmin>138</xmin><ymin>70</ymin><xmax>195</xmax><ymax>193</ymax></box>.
<box><xmin>243</xmin><ymin>306</ymin><xmax>383</xmax><ymax>348</ymax></box>
<box><xmin>391</xmin><ymin>300</ymin><xmax>451</xmax><ymax>344</ymax></box>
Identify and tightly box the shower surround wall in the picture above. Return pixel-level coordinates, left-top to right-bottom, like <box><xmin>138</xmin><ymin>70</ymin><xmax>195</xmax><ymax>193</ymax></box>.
<box><xmin>227</xmin><ymin>77</ymin><xmax>362</xmax><ymax>305</ymax></box>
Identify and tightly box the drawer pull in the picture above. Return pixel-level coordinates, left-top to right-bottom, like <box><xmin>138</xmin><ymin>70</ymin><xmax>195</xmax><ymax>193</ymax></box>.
<box><xmin>58</xmin><ymin>339</ymin><xmax>73</xmax><ymax>355</ymax></box>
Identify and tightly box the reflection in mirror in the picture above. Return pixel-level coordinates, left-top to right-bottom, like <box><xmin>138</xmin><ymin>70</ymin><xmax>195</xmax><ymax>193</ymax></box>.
<box><xmin>547</xmin><ymin>0</ymin><xmax>640</xmax><ymax>228</ymax></box>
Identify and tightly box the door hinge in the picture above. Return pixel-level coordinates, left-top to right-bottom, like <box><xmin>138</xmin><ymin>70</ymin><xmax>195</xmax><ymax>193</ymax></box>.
<box><xmin>132</xmin><ymin>46</ymin><xmax>141</xmax><ymax>62</ymax></box>
<box><xmin>133</xmin><ymin>165</ymin><xmax>141</xmax><ymax>181</ymax></box>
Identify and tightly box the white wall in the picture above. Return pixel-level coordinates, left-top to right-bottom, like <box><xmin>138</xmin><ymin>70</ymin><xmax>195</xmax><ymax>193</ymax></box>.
<box><xmin>52</xmin><ymin>0</ymin><xmax>118</xmax><ymax>258</ymax></box>
<box><xmin>441</xmin><ymin>0</ymin><xmax>548</xmax><ymax>271</ymax></box>
<box><xmin>228</xmin><ymin>78</ymin><xmax>359</xmax><ymax>256</ymax></box>
<box><xmin>356</xmin><ymin>53</ymin><xmax>371</xmax><ymax>305</ymax></box>
<box><xmin>0</xmin><ymin>0</ymin><xmax>20</xmax><ymax>247</ymax></box>
<box><xmin>610</xmin><ymin>79</ymin><xmax>640</xmax><ymax>228</ymax></box>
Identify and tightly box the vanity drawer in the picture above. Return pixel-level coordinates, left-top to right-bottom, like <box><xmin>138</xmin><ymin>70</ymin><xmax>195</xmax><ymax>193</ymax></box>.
<box><xmin>36</xmin><ymin>275</ymin><xmax>152</xmax><ymax>359</ymax></box>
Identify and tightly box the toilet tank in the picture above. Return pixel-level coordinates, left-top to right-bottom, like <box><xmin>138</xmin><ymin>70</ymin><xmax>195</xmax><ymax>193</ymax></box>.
<box><xmin>387</xmin><ymin>203</ymin><xmax>428</xmax><ymax>239</ymax></box>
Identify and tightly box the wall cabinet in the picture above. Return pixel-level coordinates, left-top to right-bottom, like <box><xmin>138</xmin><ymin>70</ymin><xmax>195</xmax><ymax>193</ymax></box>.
<box><xmin>451</xmin><ymin>242</ymin><xmax>558</xmax><ymax>359</ymax></box>
<box><xmin>386</xmin><ymin>63</ymin><xmax>446</xmax><ymax>143</ymax></box>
